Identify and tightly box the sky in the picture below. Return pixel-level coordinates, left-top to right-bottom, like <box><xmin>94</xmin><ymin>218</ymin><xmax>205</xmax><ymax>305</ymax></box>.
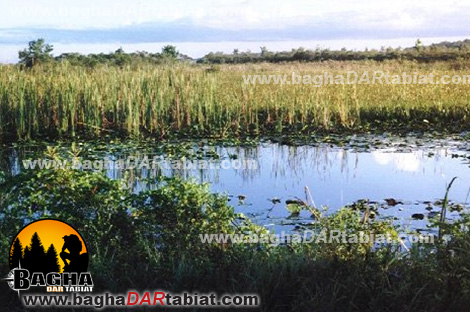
<box><xmin>1</xmin><ymin>0</ymin><xmax>469</xmax><ymax>62</ymax></box>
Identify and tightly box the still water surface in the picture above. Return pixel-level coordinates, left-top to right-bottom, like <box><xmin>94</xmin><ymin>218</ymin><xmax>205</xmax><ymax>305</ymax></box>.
<box><xmin>3</xmin><ymin>139</ymin><xmax>470</xmax><ymax>231</ymax></box>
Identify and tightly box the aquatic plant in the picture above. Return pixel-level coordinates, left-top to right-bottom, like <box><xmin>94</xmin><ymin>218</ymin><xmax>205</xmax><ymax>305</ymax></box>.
<box><xmin>1</xmin><ymin>60</ymin><xmax>469</xmax><ymax>141</ymax></box>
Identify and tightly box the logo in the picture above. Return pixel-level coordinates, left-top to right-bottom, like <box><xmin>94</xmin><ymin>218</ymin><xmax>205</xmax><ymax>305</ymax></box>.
<box><xmin>5</xmin><ymin>219</ymin><xmax>93</xmax><ymax>294</ymax></box>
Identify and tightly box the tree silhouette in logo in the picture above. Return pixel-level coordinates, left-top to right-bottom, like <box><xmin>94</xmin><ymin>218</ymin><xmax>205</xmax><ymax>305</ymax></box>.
<box><xmin>10</xmin><ymin>232</ymin><xmax>61</xmax><ymax>274</ymax></box>
<box><xmin>9</xmin><ymin>237</ymin><xmax>23</xmax><ymax>269</ymax></box>
<box><xmin>45</xmin><ymin>244</ymin><xmax>61</xmax><ymax>273</ymax></box>
<box><xmin>28</xmin><ymin>232</ymin><xmax>47</xmax><ymax>273</ymax></box>
<box><xmin>60</xmin><ymin>234</ymin><xmax>88</xmax><ymax>273</ymax></box>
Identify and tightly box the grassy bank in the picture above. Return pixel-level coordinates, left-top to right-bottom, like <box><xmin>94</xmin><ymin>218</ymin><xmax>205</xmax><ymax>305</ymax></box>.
<box><xmin>1</xmin><ymin>60</ymin><xmax>469</xmax><ymax>141</ymax></box>
<box><xmin>1</xmin><ymin>155</ymin><xmax>470</xmax><ymax>311</ymax></box>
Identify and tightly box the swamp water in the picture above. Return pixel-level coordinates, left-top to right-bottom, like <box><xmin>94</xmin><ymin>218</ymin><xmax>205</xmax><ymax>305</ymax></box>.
<box><xmin>2</xmin><ymin>135</ymin><xmax>470</xmax><ymax>233</ymax></box>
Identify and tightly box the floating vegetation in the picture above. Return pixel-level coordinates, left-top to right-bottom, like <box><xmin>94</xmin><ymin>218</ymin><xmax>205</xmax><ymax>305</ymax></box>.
<box><xmin>286</xmin><ymin>203</ymin><xmax>303</xmax><ymax>216</ymax></box>
<box><xmin>269</xmin><ymin>197</ymin><xmax>281</xmax><ymax>204</ymax></box>
<box><xmin>385</xmin><ymin>198</ymin><xmax>403</xmax><ymax>206</ymax></box>
<box><xmin>411</xmin><ymin>213</ymin><xmax>425</xmax><ymax>220</ymax></box>
<box><xmin>285</xmin><ymin>199</ymin><xmax>306</xmax><ymax>206</ymax></box>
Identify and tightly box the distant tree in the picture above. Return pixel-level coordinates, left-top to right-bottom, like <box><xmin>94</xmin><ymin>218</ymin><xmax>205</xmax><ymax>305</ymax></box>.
<box><xmin>45</xmin><ymin>244</ymin><xmax>61</xmax><ymax>273</ymax></box>
<box><xmin>260</xmin><ymin>46</ymin><xmax>268</xmax><ymax>56</ymax></box>
<box><xmin>18</xmin><ymin>38</ymin><xmax>54</xmax><ymax>68</ymax></box>
<box><xmin>233</xmin><ymin>49</ymin><xmax>240</xmax><ymax>63</ymax></box>
<box><xmin>161</xmin><ymin>45</ymin><xmax>179</xmax><ymax>59</ymax></box>
<box><xmin>112</xmin><ymin>48</ymin><xmax>131</xmax><ymax>67</ymax></box>
<box><xmin>459</xmin><ymin>43</ymin><xmax>469</xmax><ymax>51</ymax></box>
<box><xmin>9</xmin><ymin>237</ymin><xmax>23</xmax><ymax>269</ymax></box>
<box><xmin>415</xmin><ymin>39</ymin><xmax>423</xmax><ymax>53</ymax></box>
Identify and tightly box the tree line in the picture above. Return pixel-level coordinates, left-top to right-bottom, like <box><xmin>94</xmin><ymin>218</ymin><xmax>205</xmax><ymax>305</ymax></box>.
<box><xmin>16</xmin><ymin>38</ymin><xmax>470</xmax><ymax>68</ymax></box>
<box><xmin>198</xmin><ymin>39</ymin><xmax>470</xmax><ymax>64</ymax></box>
<box><xmin>18</xmin><ymin>39</ymin><xmax>184</xmax><ymax>68</ymax></box>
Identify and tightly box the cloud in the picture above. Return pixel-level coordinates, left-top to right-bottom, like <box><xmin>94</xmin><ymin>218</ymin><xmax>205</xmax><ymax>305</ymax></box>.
<box><xmin>1</xmin><ymin>0</ymin><xmax>469</xmax><ymax>48</ymax></box>
<box><xmin>2</xmin><ymin>0</ymin><xmax>470</xmax><ymax>32</ymax></box>
<box><xmin>372</xmin><ymin>152</ymin><xmax>421</xmax><ymax>172</ymax></box>
<box><xmin>1</xmin><ymin>9</ymin><xmax>469</xmax><ymax>47</ymax></box>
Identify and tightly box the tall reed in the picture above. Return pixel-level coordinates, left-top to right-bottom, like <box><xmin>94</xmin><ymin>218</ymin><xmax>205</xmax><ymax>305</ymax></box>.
<box><xmin>0</xmin><ymin>60</ymin><xmax>469</xmax><ymax>140</ymax></box>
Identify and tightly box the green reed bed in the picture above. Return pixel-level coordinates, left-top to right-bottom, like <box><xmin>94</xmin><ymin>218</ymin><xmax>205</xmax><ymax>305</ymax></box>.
<box><xmin>0</xmin><ymin>60</ymin><xmax>469</xmax><ymax>140</ymax></box>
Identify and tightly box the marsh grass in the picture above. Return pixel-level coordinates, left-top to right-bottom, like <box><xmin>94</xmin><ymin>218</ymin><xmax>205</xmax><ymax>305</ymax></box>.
<box><xmin>1</xmin><ymin>60</ymin><xmax>469</xmax><ymax>141</ymax></box>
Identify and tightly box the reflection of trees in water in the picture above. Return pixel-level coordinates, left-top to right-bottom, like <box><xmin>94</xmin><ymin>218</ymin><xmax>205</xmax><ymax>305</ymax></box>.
<box><xmin>222</xmin><ymin>146</ymin><xmax>261</xmax><ymax>183</ymax></box>
<box><xmin>1</xmin><ymin>148</ymin><xmax>23</xmax><ymax>176</ymax></box>
<box><xmin>1</xmin><ymin>144</ymin><xmax>355</xmax><ymax>191</ymax></box>
<box><xmin>271</xmin><ymin>144</ymin><xmax>357</xmax><ymax>183</ymax></box>
<box><xmin>2</xmin><ymin>144</ymin><xmax>458</xmax><ymax>194</ymax></box>
<box><xmin>104</xmin><ymin>152</ymin><xmax>163</xmax><ymax>192</ymax></box>
<box><xmin>101</xmin><ymin>146</ymin><xmax>263</xmax><ymax>191</ymax></box>
<box><xmin>157</xmin><ymin>146</ymin><xmax>262</xmax><ymax>186</ymax></box>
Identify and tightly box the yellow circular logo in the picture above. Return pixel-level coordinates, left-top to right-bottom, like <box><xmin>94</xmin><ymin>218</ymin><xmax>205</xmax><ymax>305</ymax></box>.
<box><xmin>9</xmin><ymin>219</ymin><xmax>88</xmax><ymax>274</ymax></box>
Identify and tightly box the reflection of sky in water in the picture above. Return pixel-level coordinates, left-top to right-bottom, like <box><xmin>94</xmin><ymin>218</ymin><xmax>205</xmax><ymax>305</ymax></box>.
<box><xmin>2</xmin><ymin>143</ymin><xmax>470</xmax><ymax>231</ymax></box>
<box><xmin>90</xmin><ymin>144</ymin><xmax>470</xmax><ymax>230</ymax></box>
<box><xmin>196</xmin><ymin>145</ymin><xmax>469</xmax><ymax>229</ymax></box>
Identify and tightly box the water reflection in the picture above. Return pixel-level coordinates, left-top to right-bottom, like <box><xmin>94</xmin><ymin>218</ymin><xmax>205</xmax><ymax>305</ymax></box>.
<box><xmin>1</xmin><ymin>142</ymin><xmax>469</xmax><ymax>230</ymax></box>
